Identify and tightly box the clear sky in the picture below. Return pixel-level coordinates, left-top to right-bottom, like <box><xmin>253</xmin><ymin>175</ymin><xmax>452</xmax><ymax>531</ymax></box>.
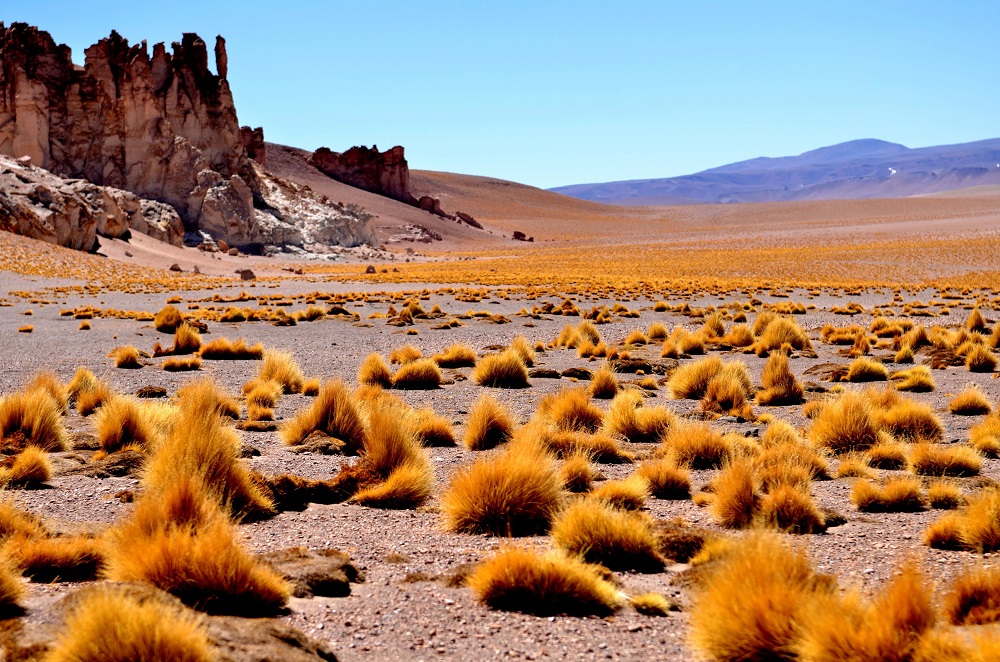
<box><xmin>6</xmin><ymin>1</ymin><xmax>998</xmax><ymax>188</ymax></box>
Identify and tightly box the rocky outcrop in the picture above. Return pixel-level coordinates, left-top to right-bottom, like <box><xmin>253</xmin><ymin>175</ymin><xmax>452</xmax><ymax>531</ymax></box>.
<box><xmin>310</xmin><ymin>145</ymin><xmax>415</xmax><ymax>205</ymax></box>
<box><xmin>0</xmin><ymin>23</ymin><xmax>377</xmax><ymax>251</ymax></box>
<box><xmin>0</xmin><ymin>153</ymin><xmax>184</xmax><ymax>249</ymax></box>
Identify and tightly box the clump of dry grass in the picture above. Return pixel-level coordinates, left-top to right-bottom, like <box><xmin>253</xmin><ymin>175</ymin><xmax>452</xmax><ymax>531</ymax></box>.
<box><xmin>358</xmin><ymin>352</ymin><xmax>393</xmax><ymax>388</ymax></box>
<box><xmin>258</xmin><ymin>349</ymin><xmax>304</xmax><ymax>394</ymax></box>
<box><xmin>510</xmin><ymin>335</ymin><xmax>536</xmax><ymax>366</ymax></box>
<box><xmin>442</xmin><ymin>440</ymin><xmax>561</xmax><ymax>536</ymax></box>
<box><xmin>949</xmin><ymin>386</ymin><xmax>992</xmax><ymax>415</ymax></box>
<box><xmin>392</xmin><ymin>358</ymin><xmax>442</xmax><ymax>389</ymax></box>
<box><xmin>104</xmin><ymin>476</ymin><xmax>288</xmax><ymax>614</ymax></box>
<box><xmin>753</xmin><ymin>316</ymin><xmax>812</xmax><ymax>356</ymax></box>
<box><xmin>472</xmin><ymin>350</ymin><xmax>530</xmax><ymax>388</ymax></box>
<box><xmin>701</xmin><ymin>363</ymin><xmax>754</xmax><ymax>417</ymax></box>
<box><xmin>6</xmin><ymin>534</ymin><xmax>105</xmax><ymax>582</ymax></box>
<box><xmin>389</xmin><ymin>344</ymin><xmax>422</xmax><ymax>364</ymax></box>
<box><xmin>756</xmin><ymin>351</ymin><xmax>804</xmax><ymax>405</ymax></box>
<box><xmin>590</xmin><ymin>475</ymin><xmax>650</xmax><ymax>511</ymax></box>
<box><xmin>0</xmin><ymin>447</ymin><xmax>52</xmax><ymax>487</ymax></box>
<box><xmin>660</xmin><ymin>420</ymin><xmax>731</xmax><ymax>469</ymax></box>
<box><xmin>926</xmin><ymin>487</ymin><xmax>1000</xmax><ymax>552</ymax></box>
<box><xmin>66</xmin><ymin>367</ymin><xmax>98</xmax><ymax>405</ymax></box>
<box><xmin>143</xmin><ymin>380</ymin><xmax>273</xmax><ymax>521</ymax></box>
<box><xmin>846</xmin><ymin>357</ymin><xmax>888</xmax><ymax>382</ymax></box>
<box><xmin>76</xmin><ymin>380</ymin><xmax>113</xmax><ymax>417</ymax></box>
<box><xmin>867</xmin><ymin>436</ymin><xmax>909</xmax><ymax>469</ymax></box>
<box><xmin>198</xmin><ymin>337</ymin><xmax>263</xmax><ymax>360</ymax></box>
<box><xmin>909</xmin><ymin>443</ymin><xmax>981</xmax><ymax>477</ymax></box>
<box><xmin>536</xmin><ymin>388</ymin><xmax>604</xmax><ymax>433</ymax></box>
<box><xmin>688</xmin><ymin>532</ymin><xmax>828</xmax><ymax>661</ymax></box>
<box><xmin>835</xmin><ymin>453</ymin><xmax>874</xmax><ymax>479</ymax></box>
<box><xmin>755</xmin><ymin>484</ymin><xmax>826</xmax><ymax>534</ymax></box>
<box><xmin>588</xmin><ymin>362</ymin><xmax>619</xmax><ymax>399</ymax></box>
<box><xmin>970</xmin><ymin>412</ymin><xmax>1000</xmax><ymax>457</ymax></box>
<box><xmin>26</xmin><ymin>372</ymin><xmax>68</xmax><ymax>413</ymax></box>
<box><xmin>17</xmin><ymin>324</ymin><xmax>32</xmax><ymax>333</ymax></box>
<box><xmin>163</xmin><ymin>356</ymin><xmax>201</xmax><ymax>371</ymax></box>
<box><xmin>668</xmin><ymin>356</ymin><xmax>722</xmax><ymax>399</ymax></box>
<box><xmin>927</xmin><ymin>480</ymin><xmax>963</xmax><ymax>510</ymax></box>
<box><xmin>0</xmin><ymin>387</ymin><xmax>67</xmax><ymax>452</ymax></box>
<box><xmin>942</xmin><ymin>565</ymin><xmax>1000</xmax><ymax>626</ymax></box>
<box><xmin>559</xmin><ymin>453</ymin><xmax>596</xmax><ymax>492</ymax></box>
<box><xmin>284</xmin><ymin>381</ymin><xmax>366</xmax><ymax>454</ymax></box>
<box><xmin>467</xmin><ymin>546</ymin><xmax>622</xmax><ymax>616</ymax></box>
<box><xmin>551</xmin><ymin>499</ymin><xmax>663</xmax><ymax>571</ymax></box>
<box><xmin>526</xmin><ymin>425</ymin><xmax>632</xmax><ymax>464</ymax></box>
<box><xmin>852</xmin><ymin>477</ymin><xmax>926</xmax><ymax>512</ymax></box>
<box><xmin>631</xmin><ymin>593</ymin><xmax>672</xmax><ymax>616</ymax></box>
<box><xmin>602</xmin><ymin>391</ymin><xmax>675</xmax><ymax>443</ymax></box>
<box><xmin>636</xmin><ymin>458</ymin><xmax>691</xmax><ymax>499</ymax></box>
<box><xmin>45</xmin><ymin>586</ymin><xmax>213</xmax><ymax>662</ymax></box>
<box><xmin>110</xmin><ymin>345</ymin><xmax>143</xmax><ymax>369</ymax></box>
<box><xmin>879</xmin><ymin>400</ymin><xmax>944</xmax><ymax>443</ymax></box>
<box><xmin>890</xmin><ymin>365</ymin><xmax>936</xmax><ymax>392</ymax></box>
<box><xmin>463</xmin><ymin>394</ymin><xmax>515</xmax><ymax>450</ymax></box>
<box><xmin>349</xmin><ymin>408</ymin><xmax>433</xmax><ymax>509</ymax></box>
<box><xmin>807</xmin><ymin>391</ymin><xmax>880</xmax><ymax>454</ymax></box>
<box><xmin>153</xmin><ymin>305</ymin><xmax>184</xmax><ymax>333</ymax></box>
<box><xmin>709</xmin><ymin>459</ymin><xmax>758</xmax><ymax>528</ymax></box>
<box><xmin>966</xmin><ymin>344</ymin><xmax>997</xmax><ymax>372</ymax></box>
<box><xmin>432</xmin><ymin>343</ymin><xmax>477</xmax><ymax>368</ymax></box>
<box><xmin>412</xmin><ymin>408</ymin><xmax>456</xmax><ymax>446</ymax></box>
<box><xmin>94</xmin><ymin>396</ymin><xmax>160</xmax><ymax>453</ymax></box>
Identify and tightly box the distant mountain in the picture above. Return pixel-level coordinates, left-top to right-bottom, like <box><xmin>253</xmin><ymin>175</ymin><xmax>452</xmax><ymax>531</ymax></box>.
<box><xmin>550</xmin><ymin>138</ymin><xmax>1000</xmax><ymax>205</ymax></box>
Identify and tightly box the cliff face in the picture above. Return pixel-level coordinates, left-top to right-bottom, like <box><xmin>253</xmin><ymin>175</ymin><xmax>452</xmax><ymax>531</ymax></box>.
<box><xmin>310</xmin><ymin>145</ymin><xmax>416</xmax><ymax>205</ymax></box>
<box><xmin>0</xmin><ymin>23</ymin><xmax>376</xmax><ymax>251</ymax></box>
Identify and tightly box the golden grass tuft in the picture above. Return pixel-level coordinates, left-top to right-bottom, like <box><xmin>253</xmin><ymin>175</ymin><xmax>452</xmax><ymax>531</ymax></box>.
<box><xmin>851</xmin><ymin>477</ymin><xmax>926</xmax><ymax>512</ymax></box>
<box><xmin>198</xmin><ymin>337</ymin><xmax>263</xmax><ymax>360</ymax></box>
<box><xmin>258</xmin><ymin>349</ymin><xmax>304</xmax><ymax>394</ymax></box>
<box><xmin>949</xmin><ymin>386</ymin><xmax>992</xmax><ymax>415</ymax></box>
<box><xmin>153</xmin><ymin>304</ymin><xmax>184</xmax><ymax>333</ymax></box>
<box><xmin>590</xmin><ymin>474</ymin><xmax>650</xmax><ymax>511</ymax></box>
<box><xmin>551</xmin><ymin>499</ymin><xmax>663</xmax><ymax>571</ymax></box>
<box><xmin>349</xmin><ymin>407</ymin><xmax>433</xmax><ymax>509</ymax></box>
<box><xmin>970</xmin><ymin>412</ymin><xmax>1000</xmax><ymax>457</ymax></box>
<box><xmin>7</xmin><ymin>534</ymin><xmax>104</xmax><ymax>582</ymax></box>
<box><xmin>66</xmin><ymin>366</ymin><xmax>98</xmax><ymax>404</ymax></box>
<box><xmin>925</xmin><ymin>488</ymin><xmax>1000</xmax><ymax>552</ymax></box>
<box><xmin>467</xmin><ymin>546</ymin><xmax>622</xmax><ymax>616</ymax></box>
<box><xmin>412</xmin><ymin>408</ymin><xmax>457</xmax><ymax>446</ymax></box>
<box><xmin>0</xmin><ymin>446</ymin><xmax>52</xmax><ymax>487</ymax></box>
<box><xmin>472</xmin><ymin>350</ymin><xmax>530</xmax><ymax>388</ymax></box>
<box><xmin>94</xmin><ymin>396</ymin><xmax>160</xmax><ymax>453</ymax></box>
<box><xmin>835</xmin><ymin>453</ymin><xmax>874</xmax><ymax>479</ymax></box>
<box><xmin>281</xmin><ymin>379</ymin><xmax>366</xmax><ymax>453</ymax></box>
<box><xmin>171</xmin><ymin>324</ymin><xmax>202</xmax><ymax>355</ymax></box>
<box><xmin>928</xmin><ymin>480</ymin><xmax>963</xmax><ymax>510</ymax></box>
<box><xmin>689</xmin><ymin>532</ymin><xmax>827</xmax><ymax>661</ymax></box>
<box><xmin>526</xmin><ymin>425</ymin><xmax>632</xmax><ymax>464</ymax></box>
<box><xmin>510</xmin><ymin>335</ymin><xmax>536</xmax><ymax>367</ymax></box>
<box><xmin>709</xmin><ymin>459</ymin><xmax>758</xmax><ymax>528</ymax></box>
<box><xmin>909</xmin><ymin>443</ymin><xmax>981</xmax><ymax>477</ymax></box>
<box><xmin>668</xmin><ymin>356</ymin><xmax>723</xmax><ymax>399</ymax></box>
<box><xmin>846</xmin><ymin>357</ymin><xmax>888</xmax><ymax>382</ymax></box>
<box><xmin>559</xmin><ymin>453</ymin><xmax>596</xmax><ymax>492</ymax></box>
<box><xmin>756</xmin><ymin>351</ymin><xmax>804</xmax><ymax>405</ymax></box>
<box><xmin>104</xmin><ymin>476</ymin><xmax>288</xmax><ymax>614</ymax></box>
<box><xmin>867</xmin><ymin>436</ymin><xmax>909</xmax><ymax>469</ymax></box>
<box><xmin>45</xmin><ymin>587</ymin><xmax>212</xmax><ymax>662</ymax></box>
<box><xmin>163</xmin><ymin>356</ymin><xmax>201</xmax><ymax>371</ymax></box>
<box><xmin>942</xmin><ymin>565</ymin><xmax>1000</xmax><ymax>626</ymax></box>
<box><xmin>358</xmin><ymin>352</ymin><xmax>394</xmax><ymax>388</ymax></box>
<box><xmin>463</xmin><ymin>394</ymin><xmax>516</xmax><ymax>450</ymax></box>
<box><xmin>890</xmin><ymin>364</ymin><xmax>936</xmax><ymax>392</ymax></box>
<box><xmin>660</xmin><ymin>420</ymin><xmax>731</xmax><ymax>469</ymax></box>
<box><xmin>442</xmin><ymin>440</ymin><xmax>561</xmax><ymax>536</ymax></box>
<box><xmin>391</xmin><ymin>358</ymin><xmax>444</xmax><ymax>390</ymax></box>
<box><xmin>965</xmin><ymin>344</ymin><xmax>997</xmax><ymax>372</ymax></box>
<box><xmin>631</xmin><ymin>592</ymin><xmax>672</xmax><ymax>616</ymax></box>
<box><xmin>588</xmin><ymin>362</ymin><xmax>619</xmax><ymax>399</ymax></box>
<box><xmin>878</xmin><ymin>399</ymin><xmax>944</xmax><ymax>442</ymax></box>
<box><xmin>77</xmin><ymin>380</ymin><xmax>113</xmax><ymax>416</ymax></box>
<box><xmin>26</xmin><ymin>371</ymin><xmax>68</xmax><ymax>413</ymax></box>
<box><xmin>536</xmin><ymin>388</ymin><xmax>604</xmax><ymax>433</ymax></box>
<box><xmin>636</xmin><ymin>458</ymin><xmax>691</xmax><ymax>499</ymax></box>
<box><xmin>754</xmin><ymin>316</ymin><xmax>812</xmax><ymax>356</ymax></box>
<box><xmin>755</xmin><ymin>484</ymin><xmax>826</xmax><ymax>534</ymax></box>
<box><xmin>807</xmin><ymin>391</ymin><xmax>880</xmax><ymax>454</ymax></box>
<box><xmin>389</xmin><ymin>344</ymin><xmax>422</xmax><ymax>364</ymax></box>
<box><xmin>0</xmin><ymin>388</ymin><xmax>67</xmax><ymax>452</ymax></box>
<box><xmin>432</xmin><ymin>343</ymin><xmax>477</xmax><ymax>368</ymax></box>
<box><xmin>111</xmin><ymin>345</ymin><xmax>143</xmax><ymax>369</ymax></box>
<box><xmin>602</xmin><ymin>390</ymin><xmax>675</xmax><ymax>443</ymax></box>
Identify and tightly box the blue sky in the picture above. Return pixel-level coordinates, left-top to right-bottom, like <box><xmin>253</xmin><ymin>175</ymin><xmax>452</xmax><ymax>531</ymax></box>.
<box><xmin>7</xmin><ymin>1</ymin><xmax>998</xmax><ymax>188</ymax></box>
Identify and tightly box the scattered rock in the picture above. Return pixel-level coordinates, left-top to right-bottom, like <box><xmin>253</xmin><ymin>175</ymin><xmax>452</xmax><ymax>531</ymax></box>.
<box><xmin>135</xmin><ymin>385</ymin><xmax>168</xmax><ymax>398</ymax></box>
<box><xmin>168</xmin><ymin>263</ymin><xmax>182</xmax><ymax>272</ymax></box>
<box><xmin>259</xmin><ymin>547</ymin><xmax>363</xmax><ymax>598</ymax></box>
<box><xmin>561</xmin><ymin>367</ymin><xmax>593</xmax><ymax>380</ymax></box>
<box><xmin>528</xmin><ymin>368</ymin><xmax>561</xmax><ymax>379</ymax></box>
<box><xmin>236</xmin><ymin>268</ymin><xmax>256</xmax><ymax>281</ymax></box>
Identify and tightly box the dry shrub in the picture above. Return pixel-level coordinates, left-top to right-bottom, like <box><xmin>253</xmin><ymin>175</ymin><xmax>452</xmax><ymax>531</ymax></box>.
<box><xmin>754</xmin><ymin>316</ymin><xmax>812</xmax><ymax>356</ymax></box>
<box><xmin>111</xmin><ymin>346</ymin><xmax>143</xmax><ymax>369</ymax></box>
<box><xmin>891</xmin><ymin>365</ymin><xmax>936</xmax><ymax>392</ymax></box>
<box><xmin>258</xmin><ymin>349</ymin><xmax>304</xmax><ymax>394</ymax></box>
<box><xmin>551</xmin><ymin>499</ymin><xmax>663</xmax><ymax>572</ymax></box>
<box><xmin>467</xmin><ymin>547</ymin><xmax>622</xmax><ymax>616</ymax></box>
<box><xmin>835</xmin><ymin>453</ymin><xmax>874</xmax><ymax>479</ymax></box>
<box><xmin>243</xmin><ymin>379</ymin><xmax>282</xmax><ymax>409</ymax></box>
<box><xmin>851</xmin><ymin>477</ymin><xmax>926</xmax><ymax>512</ymax></box>
<box><xmin>143</xmin><ymin>380</ymin><xmax>273</xmax><ymax>521</ymax></box>
<box><xmin>154</xmin><ymin>305</ymin><xmax>184</xmax><ymax>333</ymax></box>
<box><xmin>163</xmin><ymin>356</ymin><xmax>201</xmax><ymax>371</ymax></box>
<box><xmin>588</xmin><ymin>362</ymin><xmax>619</xmax><ymax>399</ymax></box>
<box><xmin>358</xmin><ymin>352</ymin><xmax>393</xmax><ymax>388</ymax></box>
<box><xmin>846</xmin><ymin>357</ymin><xmax>888</xmax><ymax>382</ymax></box>
<box><xmin>661</xmin><ymin>420</ymin><xmax>731</xmax><ymax>469</ymax></box>
<box><xmin>536</xmin><ymin>388</ymin><xmax>604</xmax><ymax>433</ymax></box>
<box><xmin>463</xmin><ymin>394</ymin><xmax>515</xmax><ymax>451</ymax></box>
<box><xmin>689</xmin><ymin>533</ymin><xmax>828</xmax><ymax>662</ymax></box>
<box><xmin>636</xmin><ymin>458</ymin><xmax>691</xmax><ymax>499</ymax></box>
<box><xmin>970</xmin><ymin>412</ymin><xmax>1000</xmax><ymax>457</ymax></box>
<box><xmin>174</xmin><ymin>381</ymin><xmax>239</xmax><ymax>420</ymax></box>
<box><xmin>647</xmin><ymin>322</ymin><xmax>669</xmax><ymax>340</ymax></box>
<box><xmin>77</xmin><ymin>380</ymin><xmax>113</xmax><ymax>416</ymax></box>
<box><xmin>302</xmin><ymin>378</ymin><xmax>321</xmax><ymax>396</ymax></box>
<box><xmin>0</xmin><ymin>497</ymin><xmax>44</xmax><ymax>540</ymax></box>
<box><xmin>796</xmin><ymin>561</ymin><xmax>935</xmax><ymax>662</ymax></box>
<box><xmin>198</xmin><ymin>338</ymin><xmax>263</xmax><ymax>360</ymax></box>
<box><xmin>472</xmin><ymin>350</ymin><xmax>530</xmax><ymax>388</ymax></box>
<box><xmin>392</xmin><ymin>358</ymin><xmax>442</xmax><ymax>389</ymax></box>
<box><xmin>721</xmin><ymin>323</ymin><xmax>754</xmax><ymax>348</ymax></box>
<box><xmin>710</xmin><ymin>459</ymin><xmax>758</xmax><ymax>528</ymax></box>
<box><xmin>631</xmin><ymin>593</ymin><xmax>672</xmax><ymax>616</ymax></box>
<box><xmin>510</xmin><ymin>335</ymin><xmax>536</xmax><ymax>367</ymax></box>
<box><xmin>949</xmin><ymin>386</ymin><xmax>992</xmax><ymax>415</ymax></box>
<box><xmin>350</xmin><ymin>408</ymin><xmax>433</xmax><ymax>509</ymax></box>
<box><xmin>942</xmin><ymin>565</ymin><xmax>1000</xmax><ymax>625</ymax></box>
<box><xmin>701</xmin><ymin>365</ymin><xmax>752</xmax><ymax>416</ymax></box>
<box><xmin>756</xmin><ymin>351</ymin><xmax>804</xmax><ymax>405</ymax></box>
<box><xmin>527</xmin><ymin>425</ymin><xmax>632</xmax><ymax>463</ymax></box>
<box><xmin>0</xmin><ymin>446</ymin><xmax>52</xmax><ymax>487</ymax></box>
<box><xmin>879</xmin><ymin>400</ymin><xmax>944</xmax><ymax>443</ymax></box>
<box><xmin>559</xmin><ymin>453</ymin><xmax>596</xmax><ymax>492</ymax></box>
<box><xmin>389</xmin><ymin>344</ymin><xmax>422</xmax><ymax>365</ymax></box>
<box><xmin>928</xmin><ymin>480</ymin><xmax>963</xmax><ymax>510</ymax></box>
<box><xmin>66</xmin><ymin>367</ymin><xmax>98</xmax><ymax>404</ymax></box>
<box><xmin>755</xmin><ymin>441</ymin><xmax>829</xmax><ymax>482</ymax></box>
<box><xmin>755</xmin><ymin>484</ymin><xmax>826</xmax><ymax>534</ymax></box>
<box><xmin>94</xmin><ymin>396</ymin><xmax>160</xmax><ymax>453</ymax></box>
<box><xmin>965</xmin><ymin>344</ymin><xmax>997</xmax><ymax>372</ymax></box>
<box><xmin>909</xmin><ymin>443</ymin><xmax>981</xmax><ymax>477</ymax></box>
<box><xmin>432</xmin><ymin>343</ymin><xmax>477</xmax><ymax>368</ymax></box>
<box><xmin>590</xmin><ymin>475</ymin><xmax>649</xmax><ymax>511</ymax></box>
<box><xmin>442</xmin><ymin>440</ymin><xmax>561</xmax><ymax>536</ymax></box>
<box><xmin>104</xmin><ymin>477</ymin><xmax>288</xmax><ymax>615</ymax></box>
<box><xmin>0</xmin><ymin>388</ymin><xmax>67</xmax><ymax>452</ymax></box>
<box><xmin>867</xmin><ymin>437</ymin><xmax>908</xmax><ymax>469</ymax></box>
<box><xmin>927</xmin><ymin>488</ymin><xmax>1000</xmax><ymax>553</ymax></box>
<box><xmin>281</xmin><ymin>379</ymin><xmax>366</xmax><ymax>453</ymax></box>
<box><xmin>602</xmin><ymin>390</ymin><xmax>675</xmax><ymax>443</ymax></box>
<box><xmin>7</xmin><ymin>535</ymin><xmax>104</xmax><ymax>582</ymax></box>
<box><xmin>412</xmin><ymin>408</ymin><xmax>456</xmax><ymax>446</ymax></box>
<box><xmin>808</xmin><ymin>391</ymin><xmax>879</xmax><ymax>454</ymax></box>
<box><xmin>26</xmin><ymin>372</ymin><xmax>68</xmax><ymax>413</ymax></box>
<box><xmin>668</xmin><ymin>356</ymin><xmax>722</xmax><ymax>399</ymax></box>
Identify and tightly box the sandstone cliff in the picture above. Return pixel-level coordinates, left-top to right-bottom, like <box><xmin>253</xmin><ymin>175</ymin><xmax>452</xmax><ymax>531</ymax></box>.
<box><xmin>0</xmin><ymin>23</ymin><xmax>376</xmax><ymax>252</ymax></box>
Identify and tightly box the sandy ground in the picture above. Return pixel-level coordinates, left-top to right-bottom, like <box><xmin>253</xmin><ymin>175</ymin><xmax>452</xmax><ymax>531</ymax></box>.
<box><xmin>1</xmin><ymin>265</ymin><xmax>999</xmax><ymax>660</ymax></box>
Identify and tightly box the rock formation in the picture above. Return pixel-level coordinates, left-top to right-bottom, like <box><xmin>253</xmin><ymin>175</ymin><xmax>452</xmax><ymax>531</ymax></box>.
<box><xmin>0</xmin><ymin>154</ymin><xmax>184</xmax><ymax>249</ymax></box>
<box><xmin>0</xmin><ymin>23</ymin><xmax>376</xmax><ymax>252</ymax></box>
<box><xmin>310</xmin><ymin>145</ymin><xmax>414</xmax><ymax>205</ymax></box>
